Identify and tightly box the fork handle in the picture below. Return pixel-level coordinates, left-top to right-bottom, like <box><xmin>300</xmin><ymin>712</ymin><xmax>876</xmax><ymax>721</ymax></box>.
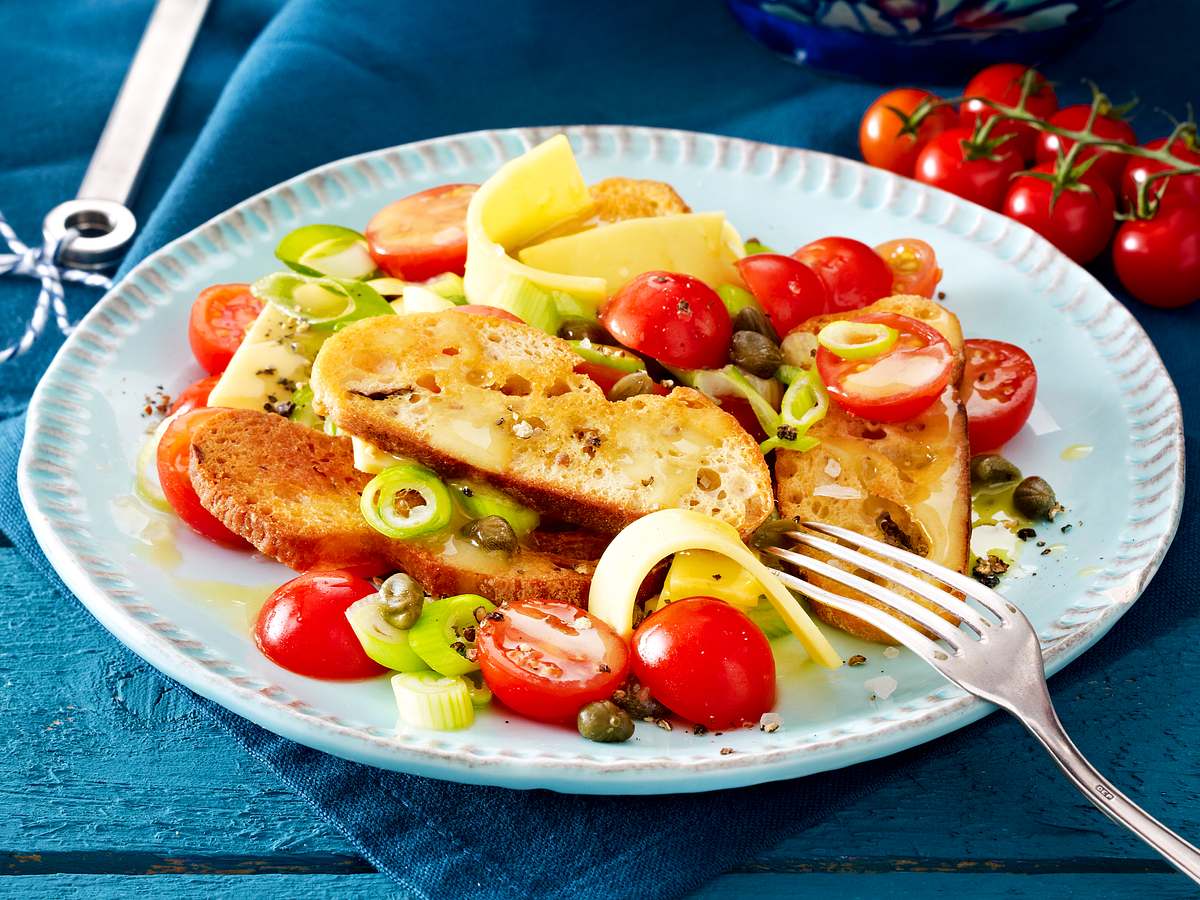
<box><xmin>1013</xmin><ymin>694</ymin><xmax>1200</xmax><ymax>883</ymax></box>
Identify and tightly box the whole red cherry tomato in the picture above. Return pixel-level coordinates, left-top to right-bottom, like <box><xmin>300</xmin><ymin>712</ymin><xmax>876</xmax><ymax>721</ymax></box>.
<box><xmin>632</xmin><ymin>597</ymin><xmax>775</xmax><ymax>729</ymax></box>
<box><xmin>859</xmin><ymin>88</ymin><xmax>959</xmax><ymax>176</ymax></box>
<box><xmin>1035</xmin><ymin>104</ymin><xmax>1136</xmax><ymax>189</ymax></box>
<box><xmin>156</xmin><ymin>408</ymin><xmax>247</xmax><ymax>547</ymax></box>
<box><xmin>600</xmin><ymin>271</ymin><xmax>732</xmax><ymax>370</ymax></box>
<box><xmin>365</xmin><ymin>184</ymin><xmax>477</xmax><ymax>281</ymax></box>
<box><xmin>1112</xmin><ymin>206</ymin><xmax>1200</xmax><ymax>308</ymax></box>
<box><xmin>791</xmin><ymin>237</ymin><xmax>893</xmax><ymax>312</ymax></box>
<box><xmin>915</xmin><ymin>128</ymin><xmax>1023</xmax><ymax>211</ymax></box>
<box><xmin>960</xmin><ymin>63</ymin><xmax>1058</xmax><ymax>161</ymax></box>
<box><xmin>735</xmin><ymin>253</ymin><xmax>829</xmax><ymax>335</ymax></box>
<box><xmin>1120</xmin><ymin>135</ymin><xmax>1200</xmax><ymax>214</ymax></box>
<box><xmin>255</xmin><ymin>570</ymin><xmax>386</xmax><ymax>680</ymax></box>
<box><xmin>477</xmin><ymin>600</ymin><xmax>629</xmax><ymax>724</ymax></box>
<box><xmin>1003</xmin><ymin>164</ymin><xmax>1116</xmax><ymax>264</ymax></box>
<box><xmin>874</xmin><ymin>238</ymin><xmax>942</xmax><ymax>298</ymax></box>
<box><xmin>187</xmin><ymin>284</ymin><xmax>264</xmax><ymax>375</ymax></box>
<box><xmin>961</xmin><ymin>339</ymin><xmax>1038</xmax><ymax>452</ymax></box>
<box><xmin>168</xmin><ymin>374</ymin><xmax>221</xmax><ymax>416</ymax></box>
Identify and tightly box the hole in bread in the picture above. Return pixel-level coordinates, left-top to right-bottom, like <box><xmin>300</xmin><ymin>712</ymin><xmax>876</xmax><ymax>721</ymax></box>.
<box><xmin>593</xmin><ymin>467</ymin><xmax>603</xmax><ymax>477</ymax></box>
<box><xmin>544</xmin><ymin>380</ymin><xmax>571</xmax><ymax>397</ymax></box>
<box><xmin>859</xmin><ymin>425</ymin><xmax>887</xmax><ymax>440</ymax></box>
<box><xmin>717</xmin><ymin>489</ymin><xmax>727</xmax><ymax>500</ymax></box>
<box><xmin>498</xmin><ymin>374</ymin><xmax>532</xmax><ymax>396</ymax></box>
<box><xmin>416</xmin><ymin>374</ymin><xmax>441</xmax><ymax>393</ymax></box>
<box><xmin>696</xmin><ymin>467</ymin><xmax>722</xmax><ymax>491</ymax></box>
<box><xmin>442</xmin><ymin>347</ymin><xmax>459</xmax><ymax>356</ymax></box>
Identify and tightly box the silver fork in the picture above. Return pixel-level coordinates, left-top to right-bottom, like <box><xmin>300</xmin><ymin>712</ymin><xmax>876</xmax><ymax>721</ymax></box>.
<box><xmin>765</xmin><ymin>522</ymin><xmax>1200</xmax><ymax>884</ymax></box>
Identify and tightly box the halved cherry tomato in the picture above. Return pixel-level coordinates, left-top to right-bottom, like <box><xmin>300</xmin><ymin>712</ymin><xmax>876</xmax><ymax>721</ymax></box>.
<box><xmin>960</xmin><ymin>63</ymin><xmax>1058</xmax><ymax>161</ymax></box>
<box><xmin>914</xmin><ymin>128</ymin><xmax>1024</xmax><ymax>211</ymax></box>
<box><xmin>365</xmin><ymin>184</ymin><xmax>478</xmax><ymax>281</ymax></box>
<box><xmin>874</xmin><ymin>239</ymin><xmax>942</xmax><ymax>298</ymax></box>
<box><xmin>792</xmin><ymin>237</ymin><xmax>893</xmax><ymax>312</ymax></box>
<box><xmin>600</xmin><ymin>271</ymin><xmax>731</xmax><ymax>370</ymax></box>
<box><xmin>961</xmin><ymin>339</ymin><xmax>1038</xmax><ymax>452</ymax></box>
<box><xmin>1120</xmin><ymin>136</ymin><xmax>1200</xmax><ymax>214</ymax></box>
<box><xmin>1003</xmin><ymin>164</ymin><xmax>1116</xmax><ymax>265</ymax></box>
<box><xmin>816</xmin><ymin>312</ymin><xmax>953</xmax><ymax>422</ymax></box>
<box><xmin>477</xmin><ymin>600</ymin><xmax>629</xmax><ymax>724</ymax></box>
<box><xmin>255</xmin><ymin>570</ymin><xmax>386</xmax><ymax>680</ymax></box>
<box><xmin>718</xmin><ymin>395</ymin><xmax>768</xmax><ymax>442</ymax></box>
<box><xmin>631</xmin><ymin>597</ymin><xmax>775</xmax><ymax>729</ymax></box>
<box><xmin>168</xmin><ymin>374</ymin><xmax>221</xmax><ymax>416</ymax></box>
<box><xmin>452</xmin><ymin>304</ymin><xmax>524</xmax><ymax>323</ymax></box>
<box><xmin>187</xmin><ymin>284</ymin><xmax>264</xmax><ymax>375</ymax></box>
<box><xmin>859</xmin><ymin>88</ymin><xmax>959</xmax><ymax>177</ymax></box>
<box><xmin>1035</xmin><ymin>104</ymin><xmax>1135</xmax><ymax>190</ymax></box>
<box><xmin>156</xmin><ymin>408</ymin><xmax>247</xmax><ymax>547</ymax></box>
<box><xmin>735</xmin><ymin>253</ymin><xmax>829</xmax><ymax>336</ymax></box>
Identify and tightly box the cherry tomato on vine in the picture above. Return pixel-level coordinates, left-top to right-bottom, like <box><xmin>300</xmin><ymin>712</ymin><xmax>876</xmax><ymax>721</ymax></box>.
<box><xmin>1035</xmin><ymin>105</ymin><xmax>1135</xmax><ymax>190</ymax></box>
<box><xmin>735</xmin><ymin>253</ymin><xmax>829</xmax><ymax>335</ymax></box>
<box><xmin>960</xmin><ymin>63</ymin><xmax>1058</xmax><ymax>161</ymax></box>
<box><xmin>859</xmin><ymin>88</ymin><xmax>959</xmax><ymax>176</ymax></box>
<box><xmin>915</xmin><ymin>128</ymin><xmax>1023</xmax><ymax>211</ymax></box>
<box><xmin>961</xmin><ymin>339</ymin><xmax>1038</xmax><ymax>452</ymax></box>
<box><xmin>600</xmin><ymin>271</ymin><xmax>732</xmax><ymax>369</ymax></box>
<box><xmin>1003</xmin><ymin>164</ymin><xmax>1116</xmax><ymax>265</ymax></box>
<box><xmin>1120</xmin><ymin>135</ymin><xmax>1200</xmax><ymax>214</ymax></box>
<box><xmin>187</xmin><ymin>284</ymin><xmax>264</xmax><ymax>375</ymax></box>
<box><xmin>631</xmin><ymin>597</ymin><xmax>775</xmax><ymax>729</ymax></box>
<box><xmin>477</xmin><ymin>600</ymin><xmax>629</xmax><ymax>724</ymax></box>
<box><xmin>816</xmin><ymin>312</ymin><xmax>954</xmax><ymax>422</ymax></box>
<box><xmin>255</xmin><ymin>570</ymin><xmax>386</xmax><ymax>680</ymax></box>
<box><xmin>874</xmin><ymin>238</ymin><xmax>942</xmax><ymax>298</ymax></box>
<box><xmin>1112</xmin><ymin>206</ymin><xmax>1200</xmax><ymax>308</ymax></box>
<box><xmin>791</xmin><ymin>237</ymin><xmax>892</xmax><ymax>312</ymax></box>
<box><xmin>156</xmin><ymin>408</ymin><xmax>247</xmax><ymax>547</ymax></box>
<box><xmin>365</xmin><ymin>183</ymin><xmax>478</xmax><ymax>281</ymax></box>
<box><xmin>167</xmin><ymin>374</ymin><xmax>221</xmax><ymax>416</ymax></box>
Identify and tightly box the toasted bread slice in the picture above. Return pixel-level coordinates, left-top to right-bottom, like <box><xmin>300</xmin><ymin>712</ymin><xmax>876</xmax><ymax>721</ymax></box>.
<box><xmin>310</xmin><ymin>313</ymin><xmax>773</xmax><ymax>536</ymax></box>
<box><xmin>188</xmin><ymin>409</ymin><xmax>599</xmax><ymax>604</ymax></box>
<box><xmin>775</xmin><ymin>295</ymin><xmax>971</xmax><ymax>643</ymax></box>
<box><xmin>589</xmin><ymin>177</ymin><xmax>691</xmax><ymax>222</ymax></box>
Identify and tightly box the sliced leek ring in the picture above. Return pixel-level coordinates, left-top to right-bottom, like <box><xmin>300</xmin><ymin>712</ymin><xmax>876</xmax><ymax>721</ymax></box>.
<box><xmin>133</xmin><ymin>414</ymin><xmax>179</xmax><ymax>513</ymax></box>
<box><xmin>817</xmin><ymin>320</ymin><xmax>898</xmax><ymax>360</ymax></box>
<box><xmin>391</xmin><ymin>671</ymin><xmax>475</xmax><ymax>730</ymax></box>
<box><xmin>587</xmin><ymin>509</ymin><xmax>842</xmax><ymax>669</ymax></box>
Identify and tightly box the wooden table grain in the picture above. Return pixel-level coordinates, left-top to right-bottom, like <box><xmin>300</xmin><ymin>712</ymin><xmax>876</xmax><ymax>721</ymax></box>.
<box><xmin>3</xmin><ymin>541</ymin><xmax>1197</xmax><ymax>898</ymax></box>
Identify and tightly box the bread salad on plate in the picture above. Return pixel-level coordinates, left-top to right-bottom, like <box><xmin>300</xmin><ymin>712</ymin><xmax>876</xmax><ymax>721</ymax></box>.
<box><xmin>141</xmin><ymin>134</ymin><xmax>1054</xmax><ymax>741</ymax></box>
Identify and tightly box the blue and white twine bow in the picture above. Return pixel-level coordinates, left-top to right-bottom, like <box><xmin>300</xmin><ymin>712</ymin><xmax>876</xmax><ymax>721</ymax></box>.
<box><xmin>0</xmin><ymin>210</ymin><xmax>112</xmax><ymax>364</ymax></box>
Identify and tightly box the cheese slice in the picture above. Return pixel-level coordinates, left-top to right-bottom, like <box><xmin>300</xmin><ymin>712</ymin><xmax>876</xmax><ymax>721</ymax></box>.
<box><xmin>206</xmin><ymin>305</ymin><xmax>318</xmax><ymax>411</ymax></box>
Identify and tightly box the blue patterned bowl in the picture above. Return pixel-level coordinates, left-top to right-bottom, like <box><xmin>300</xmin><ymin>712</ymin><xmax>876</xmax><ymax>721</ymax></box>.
<box><xmin>727</xmin><ymin>0</ymin><xmax>1129</xmax><ymax>83</ymax></box>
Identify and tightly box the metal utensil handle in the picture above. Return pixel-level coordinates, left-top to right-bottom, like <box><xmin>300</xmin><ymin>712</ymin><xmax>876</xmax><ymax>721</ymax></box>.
<box><xmin>1014</xmin><ymin>687</ymin><xmax>1200</xmax><ymax>883</ymax></box>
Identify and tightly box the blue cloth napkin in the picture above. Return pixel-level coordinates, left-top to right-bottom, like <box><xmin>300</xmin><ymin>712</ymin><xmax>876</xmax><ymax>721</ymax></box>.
<box><xmin>2</xmin><ymin>1</ymin><xmax>1199</xmax><ymax>897</ymax></box>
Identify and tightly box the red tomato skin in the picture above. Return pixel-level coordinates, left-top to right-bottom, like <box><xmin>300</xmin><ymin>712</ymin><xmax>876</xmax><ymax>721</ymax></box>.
<box><xmin>632</xmin><ymin>597</ymin><xmax>775</xmax><ymax>729</ymax></box>
<box><xmin>1002</xmin><ymin>164</ymin><xmax>1116</xmax><ymax>264</ymax></box>
<box><xmin>572</xmin><ymin>361</ymin><xmax>669</xmax><ymax>397</ymax></box>
<box><xmin>477</xmin><ymin>601</ymin><xmax>629</xmax><ymax>724</ymax></box>
<box><xmin>735</xmin><ymin>254</ymin><xmax>829</xmax><ymax>335</ymax></box>
<box><xmin>859</xmin><ymin>88</ymin><xmax>958</xmax><ymax>177</ymax></box>
<box><xmin>914</xmin><ymin>128</ymin><xmax>1023</xmax><ymax>211</ymax></box>
<box><xmin>365</xmin><ymin>184</ymin><xmax>477</xmax><ymax>281</ymax></box>
<box><xmin>1035</xmin><ymin>106</ymin><xmax>1136</xmax><ymax>189</ymax></box>
<box><xmin>960</xmin><ymin>63</ymin><xmax>1058</xmax><ymax>161</ymax></box>
<box><xmin>187</xmin><ymin>284</ymin><xmax>264</xmax><ymax>375</ymax></box>
<box><xmin>156</xmin><ymin>409</ymin><xmax>248</xmax><ymax>547</ymax></box>
<box><xmin>255</xmin><ymin>571</ymin><xmax>386</xmax><ymax>680</ymax></box>
<box><xmin>874</xmin><ymin>238</ymin><xmax>942</xmax><ymax>298</ymax></box>
<box><xmin>168</xmin><ymin>374</ymin><xmax>221</xmax><ymax>416</ymax></box>
<box><xmin>1120</xmin><ymin>137</ymin><xmax>1200</xmax><ymax>214</ymax></box>
<box><xmin>791</xmin><ymin>238</ymin><xmax>893</xmax><ymax>313</ymax></box>
<box><xmin>961</xmin><ymin>339</ymin><xmax>1038</xmax><ymax>452</ymax></box>
<box><xmin>1112</xmin><ymin>206</ymin><xmax>1200</xmax><ymax>308</ymax></box>
<box><xmin>600</xmin><ymin>272</ymin><xmax>732</xmax><ymax>370</ymax></box>
<box><xmin>452</xmin><ymin>304</ymin><xmax>524</xmax><ymax>323</ymax></box>
<box><xmin>718</xmin><ymin>395</ymin><xmax>768</xmax><ymax>442</ymax></box>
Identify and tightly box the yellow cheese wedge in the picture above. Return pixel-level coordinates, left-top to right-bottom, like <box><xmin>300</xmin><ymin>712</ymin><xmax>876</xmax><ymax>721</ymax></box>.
<box><xmin>206</xmin><ymin>305</ymin><xmax>317</xmax><ymax>410</ymax></box>
<box><xmin>518</xmin><ymin>212</ymin><xmax>746</xmax><ymax>293</ymax></box>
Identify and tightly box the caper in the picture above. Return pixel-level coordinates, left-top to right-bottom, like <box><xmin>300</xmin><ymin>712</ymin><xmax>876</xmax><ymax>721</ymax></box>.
<box><xmin>970</xmin><ymin>453</ymin><xmax>1022</xmax><ymax>487</ymax></box>
<box><xmin>577</xmin><ymin>700</ymin><xmax>635</xmax><ymax>743</ymax></box>
<box><xmin>730</xmin><ymin>330</ymin><xmax>783</xmax><ymax>378</ymax></box>
<box><xmin>607</xmin><ymin>370</ymin><xmax>656</xmax><ymax>401</ymax></box>
<box><xmin>557</xmin><ymin>317</ymin><xmax>612</xmax><ymax>344</ymax></box>
<box><xmin>732</xmin><ymin>307</ymin><xmax>779</xmax><ymax>343</ymax></box>
<box><xmin>1013</xmin><ymin>476</ymin><xmax>1064</xmax><ymax>521</ymax></box>
<box><xmin>461</xmin><ymin>515</ymin><xmax>518</xmax><ymax>554</ymax></box>
<box><xmin>379</xmin><ymin>572</ymin><xmax>424</xmax><ymax>629</ymax></box>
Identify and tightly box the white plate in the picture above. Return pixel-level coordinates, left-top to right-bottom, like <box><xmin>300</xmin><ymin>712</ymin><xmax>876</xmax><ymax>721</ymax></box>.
<box><xmin>19</xmin><ymin>126</ymin><xmax>1184</xmax><ymax>794</ymax></box>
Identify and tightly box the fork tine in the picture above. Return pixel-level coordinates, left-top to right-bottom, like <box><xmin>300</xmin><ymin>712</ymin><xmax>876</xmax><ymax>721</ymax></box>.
<box><xmin>800</xmin><ymin>521</ymin><xmax>1013</xmax><ymax>621</ymax></box>
<box><xmin>766</xmin><ymin>545</ymin><xmax>966</xmax><ymax>647</ymax></box>
<box><xmin>773</xmin><ymin>569</ymin><xmax>944</xmax><ymax>660</ymax></box>
<box><xmin>785</xmin><ymin>530</ymin><xmax>991</xmax><ymax>636</ymax></box>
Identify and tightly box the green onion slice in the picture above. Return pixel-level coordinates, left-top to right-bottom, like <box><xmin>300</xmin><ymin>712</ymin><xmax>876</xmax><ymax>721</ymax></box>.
<box><xmin>448</xmin><ymin>480</ymin><xmax>540</xmax><ymax>537</ymax></box>
<box><xmin>252</xmin><ymin>271</ymin><xmax>395</xmax><ymax>330</ymax></box>
<box><xmin>720</xmin><ymin>365</ymin><xmax>785</xmax><ymax>435</ymax></box>
<box><xmin>345</xmin><ymin>595</ymin><xmax>428</xmax><ymax>671</ymax></box>
<box><xmin>360</xmin><ymin>463</ymin><xmax>453</xmax><ymax>540</ymax></box>
<box><xmin>134</xmin><ymin>414</ymin><xmax>178</xmax><ymax>514</ymax></box>
<box><xmin>743</xmin><ymin>239</ymin><xmax>776</xmax><ymax>256</ymax></box>
<box><xmin>760</xmin><ymin>367</ymin><xmax>828</xmax><ymax>454</ymax></box>
<box><xmin>407</xmin><ymin>594</ymin><xmax>496</xmax><ymax>676</ymax></box>
<box><xmin>366</xmin><ymin>277</ymin><xmax>408</xmax><ymax>298</ymax></box>
<box><xmin>391</xmin><ymin>671</ymin><xmax>475</xmax><ymax>730</ymax></box>
<box><xmin>288</xmin><ymin>384</ymin><xmax>323</xmax><ymax>430</ymax></box>
<box><xmin>567</xmin><ymin>340</ymin><xmax>646</xmax><ymax>375</ymax></box>
<box><xmin>716</xmin><ymin>284</ymin><xmax>759</xmax><ymax>317</ymax></box>
<box><xmin>425</xmin><ymin>272</ymin><xmax>467</xmax><ymax>304</ymax></box>
<box><xmin>276</xmin><ymin>224</ymin><xmax>376</xmax><ymax>280</ymax></box>
<box><xmin>817</xmin><ymin>320</ymin><xmax>899</xmax><ymax>360</ymax></box>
